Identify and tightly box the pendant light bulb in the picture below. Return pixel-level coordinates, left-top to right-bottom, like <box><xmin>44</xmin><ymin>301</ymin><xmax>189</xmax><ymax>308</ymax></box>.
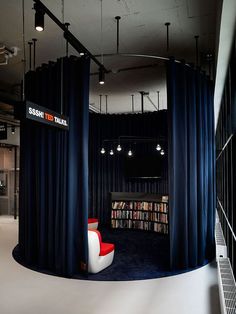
<box><xmin>117</xmin><ymin>144</ymin><xmax>122</xmax><ymax>151</ymax></box>
<box><xmin>35</xmin><ymin>3</ymin><xmax>45</xmax><ymax>32</ymax></box>
<box><xmin>156</xmin><ymin>144</ymin><xmax>161</xmax><ymax>151</ymax></box>
<box><xmin>128</xmin><ymin>149</ymin><xmax>133</xmax><ymax>157</ymax></box>
<box><xmin>160</xmin><ymin>149</ymin><xmax>165</xmax><ymax>155</ymax></box>
<box><xmin>99</xmin><ymin>68</ymin><xmax>105</xmax><ymax>85</ymax></box>
<box><xmin>36</xmin><ymin>25</ymin><xmax>44</xmax><ymax>32</ymax></box>
<box><xmin>109</xmin><ymin>149</ymin><xmax>114</xmax><ymax>156</ymax></box>
<box><xmin>101</xmin><ymin>147</ymin><xmax>105</xmax><ymax>154</ymax></box>
<box><xmin>11</xmin><ymin>126</ymin><xmax>15</xmax><ymax>134</ymax></box>
<box><xmin>79</xmin><ymin>52</ymin><xmax>85</xmax><ymax>56</ymax></box>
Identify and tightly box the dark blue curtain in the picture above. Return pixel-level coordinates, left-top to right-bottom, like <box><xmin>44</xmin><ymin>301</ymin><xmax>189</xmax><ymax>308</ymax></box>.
<box><xmin>19</xmin><ymin>56</ymin><xmax>90</xmax><ymax>277</ymax></box>
<box><xmin>89</xmin><ymin>111</ymin><xmax>168</xmax><ymax>225</ymax></box>
<box><xmin>167</xmin><ymin>59</ymin><xmax>215</xmax><ymax>270</ymax></box>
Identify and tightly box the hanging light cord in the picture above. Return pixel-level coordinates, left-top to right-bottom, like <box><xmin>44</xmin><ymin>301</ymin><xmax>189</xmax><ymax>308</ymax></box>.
<box><xmin>22</xmin><ymin>0</ymin><xmax>26</xmax><ymax>101</ymax></box>
<box><xmin>105</xmin><ymin>95</ymin><xmax>108</xmax><ymax>114</ymax></box>
<box><xmin>61</xmin><ymin>0</ymin><xmax>65</xmax><ymax>24</ymax></box>
<box><xmin>99</xmin><ymin>95</ymin><xmax>102</xmax><ymax>113</ymax></box>
<box><xmin>100</xmin><ymin>0</ymin><xmax>104</xmax><ymax>66</ymax></box>
<box><xmin>60</xmin><ymin>0</ymin><xmax>65</xmax><ymax>114</ymax></box>
<box><xmin>131</xmin><ymin>95</ymin><xmax>134</xmax><ymax>113</ymax></box>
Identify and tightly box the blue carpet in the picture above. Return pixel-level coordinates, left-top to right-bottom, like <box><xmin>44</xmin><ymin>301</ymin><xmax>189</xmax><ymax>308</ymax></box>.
<box><xmin>76</xmin><ymin>227</ymin><xmax>172</xmax><ymax>281</ymax></box>
<box><xmin>13</xmin><ymin>228</ymin><xmax>208</xmax><ymax>281</ymax></box>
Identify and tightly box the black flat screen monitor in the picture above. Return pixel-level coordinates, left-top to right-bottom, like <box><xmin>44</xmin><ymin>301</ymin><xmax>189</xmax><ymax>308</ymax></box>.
<box><xmin>124</xmin><ymin>155</ymin><xmax>163</xmax><ymax>179</ymax></box>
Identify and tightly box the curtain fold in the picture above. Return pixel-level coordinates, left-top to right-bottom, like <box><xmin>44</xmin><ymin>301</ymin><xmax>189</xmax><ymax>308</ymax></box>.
<box><xmin>19</xmin><ymin>56</ymin><xmax>90</xmax><ymax>277</ymax></box>
<box><xmin>167</xmin><ymin>59</ymin><xmax>215</xmax><ymax>270</ymax></box>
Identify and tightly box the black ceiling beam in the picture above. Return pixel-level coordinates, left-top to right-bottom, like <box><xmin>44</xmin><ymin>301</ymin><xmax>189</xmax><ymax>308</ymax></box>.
<box><xmin>33</xmin><ymin>0</ymin><xmax>108</xmax><ymax>73</ymax></box>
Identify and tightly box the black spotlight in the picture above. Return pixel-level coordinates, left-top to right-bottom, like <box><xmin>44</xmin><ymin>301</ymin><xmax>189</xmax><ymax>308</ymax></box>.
<box><xmin>34</xmin><ymin>3</ymin><xmax>45</xmax><ymax>32</ymax></box>
<box><xmin>99</xmin><ymin>68</ymin><xmax>105</xmax><ymax>85</ymax></box>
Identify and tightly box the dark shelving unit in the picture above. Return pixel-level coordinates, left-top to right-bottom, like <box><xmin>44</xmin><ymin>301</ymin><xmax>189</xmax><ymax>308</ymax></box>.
<box><xmin>110</xmin><ymin>192</ymin><xmax>168</xmax><ymax>234</ymax></box>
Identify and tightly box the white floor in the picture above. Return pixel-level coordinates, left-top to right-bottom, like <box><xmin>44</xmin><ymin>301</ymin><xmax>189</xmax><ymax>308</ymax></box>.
<box><xmin>0</xmin><ymin>216</ymin><xmax>221</xmax><ymax>314</ymax></box>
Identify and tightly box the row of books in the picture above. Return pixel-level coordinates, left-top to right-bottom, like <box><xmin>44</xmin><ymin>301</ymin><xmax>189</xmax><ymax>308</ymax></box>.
<box><xmin>112</xmin><ymin>201</ymin><xmax>168</xmax><ymax>213</ymax></box>
<box><xmin>111</xmin><ymin>210</ymin><xmax>168</xmax><ymax>223</ymax></box>
<box><xmin>153</xmin><ymin>203</ymin><xmax>168</xmax><ymax>213</ymax></box>
<box><xmin>112</xmin><ymin>201</ymin><xmax>133</xmax><ymax>210</ymax></box>
<box><xmin>111</xmin><ymin>219</ymin><xmax>168</xmax><ymax>234</ymax></box>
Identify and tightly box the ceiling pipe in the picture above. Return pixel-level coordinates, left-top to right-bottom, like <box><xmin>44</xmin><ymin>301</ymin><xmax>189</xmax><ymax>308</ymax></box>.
<box><xmin>157</xmin><ymin>91</ymin><xmax>160</xmax><ymax>111</ymax></box>
<box><xmin>115</xmin><ymin>16</ymin><xmax>121</xmax><ymax>54</ymax></box>
<box><xmin>28</xmin><ymin>41</ymin><xmax>33</xmax><ymax>70</ymax></box>
<box><xmin>139</xmin><ymin>91</ymin><xmax>148</xmax><ymax>113</ymax></box>
<box><xmin>165</xmin><ymin>22</ymin><xmax>171</xmax><ymax>52</ymax></box>
<box><xmin>32</xmin><ymin>38</ymin><xmax>37</xmax><ymax>70</ymax></box>
<box><xmin>33</xmin><ymin>0</ymin><xmax>108</xmax><ymax>73</ymax></box>
<box><xmin>131</xmin><ymin>94</ymin><xmax>134</xmax><ymax>113</ymax></box>
<box><xmin>100</xmin><ymin>0</ymin><xmax>104</xmax><ymax>67</ymax></box>
<box><xmin>105</xmin><ymin>95</ymin><xmax>108</xmax><ymax>114</ymax></box>
<box><xmin>194</xmin><ymin>35</ymin><xmax>199</xmax><ymax>67</ymax></box>
<box><xmin>61</xmin><ymin>0</ymin><xmax>64</xmax><ymax>24</ymax></box>
<box><xmin>60</xmin><ymin>58</ymin><xmax>64</xmax><ymax>114</ymax></box>
<box><xmin>22</xmin><ymin>0</ymin><xmax>26</xmax><ymax>101</ymax></box>
<box><xmin>140</xmin><ymin>91</ymin><xmax>144</xmax><ymax>113</ymax></box>
<box><xmin>99</xmin><ymin>94</ymin><xmax>102</xmax><ymax>113</ymax></box>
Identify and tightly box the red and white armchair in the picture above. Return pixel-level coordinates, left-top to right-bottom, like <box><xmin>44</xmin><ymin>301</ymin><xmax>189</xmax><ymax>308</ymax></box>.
<box><xmin>88</xmin><ymin>230</ymin><xmax>115</xmax><ymax>273</ymax></box>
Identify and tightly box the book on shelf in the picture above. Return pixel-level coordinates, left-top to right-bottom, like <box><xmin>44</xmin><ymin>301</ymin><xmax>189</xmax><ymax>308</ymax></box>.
<box><xmin>112</xmin><ymin>201</ymin><xmax>133</xmax><ymax>210</ymax></box>
<box><xmin>111</xmin><ymin>218</ymin><xmax>168</xmax><ymax>234</ymax></box>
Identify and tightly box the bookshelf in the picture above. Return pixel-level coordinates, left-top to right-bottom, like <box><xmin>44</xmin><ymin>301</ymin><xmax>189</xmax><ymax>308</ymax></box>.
<box><xmin>110</xmin><ymin>192</ymin><xmax>168</xmax><ymax>234</ymax></box>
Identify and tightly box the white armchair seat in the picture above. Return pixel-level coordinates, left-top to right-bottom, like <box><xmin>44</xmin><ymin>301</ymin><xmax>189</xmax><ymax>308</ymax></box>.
<box><xmin>88</xmin><ymin>230</ymin><xmax>115</xmax><ymax>274</ymax></box>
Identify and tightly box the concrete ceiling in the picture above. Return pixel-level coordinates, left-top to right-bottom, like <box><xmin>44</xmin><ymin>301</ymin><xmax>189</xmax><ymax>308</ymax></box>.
<box><xmin>0</xmin><ymin>0</ymin><xmax>218</xmax><ymax>113</ymax></box>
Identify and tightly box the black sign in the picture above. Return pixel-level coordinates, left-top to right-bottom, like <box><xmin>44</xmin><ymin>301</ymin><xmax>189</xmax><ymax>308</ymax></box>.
<box><xmin>0</xmin><ymin>123</ymin><xmax>7</xmax><ymax>140</ymax></box>
<box><xmin>25</xmin><ymin>101</ymin><xmax>69</xmax><ymax>130</ymax></box>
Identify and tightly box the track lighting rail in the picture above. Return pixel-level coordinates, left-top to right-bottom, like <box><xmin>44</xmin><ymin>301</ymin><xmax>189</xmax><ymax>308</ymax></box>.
<box><xmin>33</xmin><ymin>0</ymin><xmax>108</xmax><ymax>73</ymax></box>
